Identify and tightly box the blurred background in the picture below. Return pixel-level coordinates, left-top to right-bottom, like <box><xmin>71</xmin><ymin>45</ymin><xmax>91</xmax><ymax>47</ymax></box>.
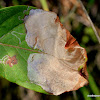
<box><xmin>0</xmin><ymin>0</ymin><xmax>100</xmax><ymax>100</ymax></box>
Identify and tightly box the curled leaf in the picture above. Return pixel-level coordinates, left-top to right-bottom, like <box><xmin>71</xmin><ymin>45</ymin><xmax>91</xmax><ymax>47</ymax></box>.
<box><xmin>24</xmin><ymin>9</ymin><xmax>88</xmax><ymax>95</ymax></box>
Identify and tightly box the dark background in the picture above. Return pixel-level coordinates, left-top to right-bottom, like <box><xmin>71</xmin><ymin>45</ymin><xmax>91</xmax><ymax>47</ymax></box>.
<box><xmin>0</xmin><ymin>0</ymin><xmax>100</xmax><ymax>100</ymax></box>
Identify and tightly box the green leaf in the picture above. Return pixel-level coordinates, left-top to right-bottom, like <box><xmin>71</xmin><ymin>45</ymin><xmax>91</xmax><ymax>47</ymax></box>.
<box><xmin>0</xmin><ymin>5</ymin><xmax>48</xmax><ymax>94</ymax></box>
<box><xmin>82</xmin><ymin>35</ymin><xmax>89</xmax><ymax>44</ymax></box>
<box><xmin>84</xmin><ymin>27</ymin><xmax>98</xmax><ymax>43</ymax></box>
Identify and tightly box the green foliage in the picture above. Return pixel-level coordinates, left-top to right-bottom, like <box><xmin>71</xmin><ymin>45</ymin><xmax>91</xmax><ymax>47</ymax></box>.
<box><xmin>88</xmin><ymin>0</ymin><xmax>95</xmax><ymax>6</ymax></box>
<box><xmin>80</xmin><ymin>87</ymin><xmax>92</xmax><ymax>100</ymax></box>
<box><xmin>84</xmin><ymin>27</ymin><xmax>98</xmax><ymax>43</ymax></box>
<box><xmin>0</xmin><ymin>5</ymin><xmax>47</xmax><ymax>94</ymax></box>
<box><xmin>82</xmin><ymin>35</ymin><xmax>89</xmax><ymax>44</ymax></box>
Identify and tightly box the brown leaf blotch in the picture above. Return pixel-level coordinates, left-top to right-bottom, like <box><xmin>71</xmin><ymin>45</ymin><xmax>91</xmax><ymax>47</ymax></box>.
<box><xmin>6</xmin><ymin>55</ymin><xmax>17</xmax><ymax>67</ymax></box>
<box><xmin>25</xmin><ymin>9</ymin><xmax>88</xmax><ymax>95</ymax></box>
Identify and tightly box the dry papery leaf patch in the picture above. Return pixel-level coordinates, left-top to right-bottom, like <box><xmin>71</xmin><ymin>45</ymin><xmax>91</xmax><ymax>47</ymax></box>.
<box><xmin>24</xmin><ymin>9</ymin><xmax>88</xmax><ymax>95</ymax></box>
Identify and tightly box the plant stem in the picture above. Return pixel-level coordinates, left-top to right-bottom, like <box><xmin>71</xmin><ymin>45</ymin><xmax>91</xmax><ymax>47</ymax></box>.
<box><xmin>39</xmin><ymin>0</ymin><xmax>49</xmax><ymax>11</ymax></box>
<box><xmin>72</xmin><ymin>91</ymin><xmax>78</xmax><ymax>100</ymax></box>
<box><xmin>78</xmin><ymin>0</ymin><xmax>100</xmax><ymax>44</ymax></box>
<box><xmin>80</xmin><ymin>87</ymin><xmax>92</xmax><ymax>100</ymax></box>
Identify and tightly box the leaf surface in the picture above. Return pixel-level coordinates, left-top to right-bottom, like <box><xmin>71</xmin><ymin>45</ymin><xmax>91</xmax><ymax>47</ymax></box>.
<box><xmin>25</xmin><ymin>9</ymin><xmax>88</xmax><ymax>95</ymax></box>
<box><xmin>0</xmin><ymin>5</ymin><xmax>47</xmax><ymax>94</ymax></box>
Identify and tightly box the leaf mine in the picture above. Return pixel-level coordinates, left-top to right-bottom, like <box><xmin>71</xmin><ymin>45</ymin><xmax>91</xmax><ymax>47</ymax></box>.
<box><xmin>11</xmin><ymin>31</ymin><xmax>24</xmax><ymax>44</ymax></box>
<box><xmin>24</xmin><ymin>9</ymin><xmax>88</xmax><ymax>95</ymax></box>
<box><xmin>0</xmin><ymin>55</ymin><xmax>9</xmax><ymax>64</ymax></box>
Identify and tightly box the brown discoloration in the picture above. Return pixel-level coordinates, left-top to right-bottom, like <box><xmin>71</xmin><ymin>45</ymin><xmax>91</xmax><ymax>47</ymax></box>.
<box><xmin>25</xmin><ymin>9</ymin><xmax>88</xmax><ymax>95</ymax></box>
<box><xmin>79</xmin><ymin>50</ymin><xmax>88</xmax><ymax>80</ymax></box>
<box><xmin>73</xmin><ymin>76</ymin><xmax>88</xmax><ymax>91</ymax></box>
<box><xmin>78</xmin><ymin>50</ymin><xmax>88</xmax><ymax>80</ymax></box>
<box><xmin>58</xmin><ymin>19</ymin><xmax>88</xmax><ymax>93</ymax></box>
<box><xmin>84</xmin><ymin>64</ymin><xmax>88</xmax><ymax>80</ymax></box>
<box><xmin>55</xmin><ymin>16</ymin><xmax>64</xmax><ymax>29</ymax></box>
<box><xmin>6</xmin><ymin>55</ymin><xmax>17</xmax><ymax>67</ymax></box>
<box><xmin>55</xmin><ymin>16</ymin><xmax>79</xmax><ymax>49</ymax></box>
<box><xmin>73</xmin><ymin>64</ymin><xmax>88</xmax><ymax>91</ymax></box>
<box><xmin>34</xmin><ymin>37</ymin><xmax>38</xmax><ymax>47</ymax></box>
<box><xmin>65</xmin><ymin>30</ymin><xmax>79</xmax><ymax>49</ymax></box>
<box><xmin>60</xmin><ymin>74</ymin><xmax>88</xmax><ymax>94</ymax></box>
<box><xmin>79</xmin><ymin>64</ymin><xmax>88</xmax><ymax>80</ymax></box>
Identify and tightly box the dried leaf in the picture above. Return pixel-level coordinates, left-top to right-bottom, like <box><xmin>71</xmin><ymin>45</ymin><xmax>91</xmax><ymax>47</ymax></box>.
<box><xmin>24</xmin><ymin>9</ymin><xmax>88</xmax><ymax>95</ymax></box>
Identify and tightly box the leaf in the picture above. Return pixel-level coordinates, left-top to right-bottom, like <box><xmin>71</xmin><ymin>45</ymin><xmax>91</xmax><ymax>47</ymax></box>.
<box><xmin>84</xmin><ymin>27</ymin><xmax>98</xmax><ymax>43</ymax></box>
<box><xmin>0</xmin><ymin>5</ymin><xmax>47</xmax><ymax>94</ymax></box>
<box><xmin>25</xmin><ymin>9</ymin><xmax>88</xmax><ymax>95</ymax></box>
